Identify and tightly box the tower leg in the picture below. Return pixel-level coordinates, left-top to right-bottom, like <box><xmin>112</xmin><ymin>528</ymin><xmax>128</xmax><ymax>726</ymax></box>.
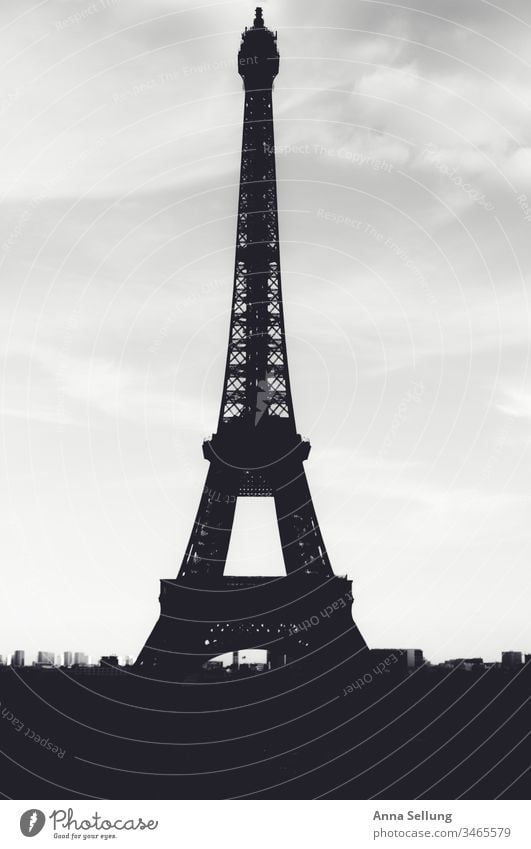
<box><xmin>274</xmin><ymin>465</ymin><xmax>333</xmax><ymax>577</ymax></box>
<box><xmin>178</xmin><ymin>465</ymin><xmax>238</xmax><ymax>579</ymax></box>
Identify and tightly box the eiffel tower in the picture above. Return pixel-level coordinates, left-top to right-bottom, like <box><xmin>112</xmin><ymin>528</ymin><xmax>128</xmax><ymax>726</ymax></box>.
<box><xmin>136</xmin><ymin>8</ymin><xmax>368</xmax><ymax>680</ymax></box>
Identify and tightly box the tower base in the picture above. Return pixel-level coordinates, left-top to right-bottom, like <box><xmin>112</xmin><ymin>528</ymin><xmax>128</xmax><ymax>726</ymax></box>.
<box><xmin>135</xmin><ymin>573</ymin><xmax>368</xmax><ymax>682</ymax></box>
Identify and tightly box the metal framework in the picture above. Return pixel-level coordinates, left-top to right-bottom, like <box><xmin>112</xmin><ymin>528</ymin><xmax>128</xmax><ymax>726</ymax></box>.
<box><xmin>220</xmin><ymin>34</ymin><xmax>291</xmax><ymax>424</ymax></box>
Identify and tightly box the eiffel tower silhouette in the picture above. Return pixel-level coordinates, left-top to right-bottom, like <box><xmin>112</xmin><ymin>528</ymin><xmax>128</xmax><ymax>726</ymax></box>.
<box><xmin>136</xmin><ymin>8</ymin><xmax>368</xmax><ymax>680</ymax></box>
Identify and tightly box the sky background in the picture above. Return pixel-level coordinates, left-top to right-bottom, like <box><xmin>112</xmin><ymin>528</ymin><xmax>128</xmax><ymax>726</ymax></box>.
<box><xmin>1</xmin><ymin>0</ymin><xmax>531</xmax><ymax>665</ymax></box>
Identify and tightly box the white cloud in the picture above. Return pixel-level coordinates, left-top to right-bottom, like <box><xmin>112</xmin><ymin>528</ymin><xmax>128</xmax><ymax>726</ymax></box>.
<box><xmin>497</xmin><ymin>385</ymin><xmax>531</xmax><ymax>418</ymax></box>
<box><xmin>2</xmin><ymin>340</ymin><xmax>202</xmax><ymax>428</ymax></box>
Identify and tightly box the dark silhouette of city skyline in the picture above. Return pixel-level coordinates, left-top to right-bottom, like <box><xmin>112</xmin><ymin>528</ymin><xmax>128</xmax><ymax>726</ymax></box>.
<box><xmin>3</xmin><ymin>647</ymin><xmax>530</xmax><ymax>670</ymax></box>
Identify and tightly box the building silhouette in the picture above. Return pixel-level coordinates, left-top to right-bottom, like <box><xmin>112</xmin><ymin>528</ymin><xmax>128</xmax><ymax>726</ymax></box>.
<box><xmin>406</xmin><ymin>649</ymin><xmax>424</xmax><ymax>669</ymax></box>
<box><xmin>444</xmin><ymin>657</ymin><xmax>484</xmax><ymax>670</ymax></box>
<box><xmin>100</xmin><ymin>655</ymin><xmax>120</xmax><ymax>667</ymax></box>
<box><xmin>11</xmin><ymin>649</ymin><xmax>24</xmax><ymax>667</ymax></box>
<box><xmin>501</xmin><ymin>651</ymin><xmax>523</xmax><ymax>669</ymax></box>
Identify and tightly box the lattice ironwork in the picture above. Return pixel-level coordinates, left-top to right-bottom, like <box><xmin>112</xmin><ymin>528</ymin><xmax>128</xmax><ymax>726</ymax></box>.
<box><xmin>219</xmin><ymin>35</ymin><xmax>293</xmax><ymax>427</ymax></box>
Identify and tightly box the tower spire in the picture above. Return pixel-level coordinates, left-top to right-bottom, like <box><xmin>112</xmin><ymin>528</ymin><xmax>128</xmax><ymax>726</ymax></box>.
<box><xmin>219</xmin><ymin>6</ymin><xmax>285</xmax><ymax>427</ymax></box>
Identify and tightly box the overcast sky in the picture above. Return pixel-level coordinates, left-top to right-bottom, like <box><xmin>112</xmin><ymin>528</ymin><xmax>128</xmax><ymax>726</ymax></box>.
<box><xmin>1</xmin><ymin>0</ymin><xmax>531</xmax><ymax>664</ymax></box>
